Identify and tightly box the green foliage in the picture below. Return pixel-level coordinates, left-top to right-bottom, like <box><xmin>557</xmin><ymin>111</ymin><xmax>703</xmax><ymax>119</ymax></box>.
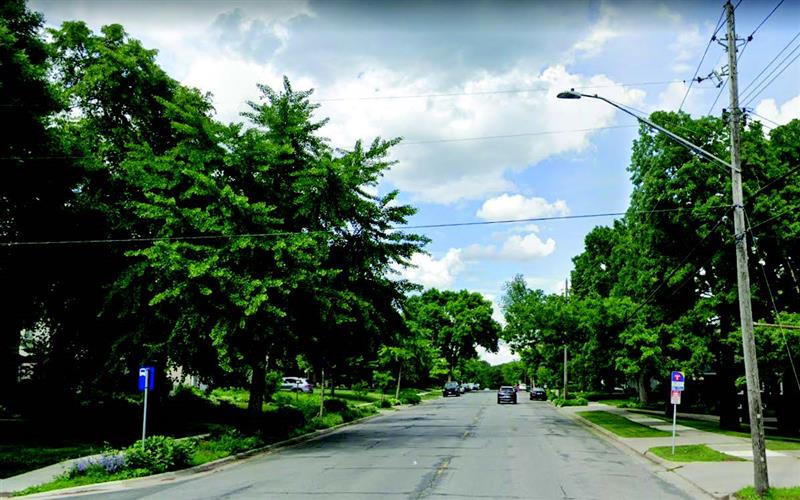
<box><xmin>735</xmin><ymin>486</ymin><xmax>800</xmax><ymax>500</ymax></box>
<box><xmin>398</xmin><ymin>389</ymin><xmax>421</xmax><ymax>405</ymax></box>
<box><xmin>123</xmin><ymin>436</ymin><xmax>195</xmax><ymax>474</ymax></box>
<box><xmin>648</xmin><ymin>444</ymin><xmax>744</xmax><ymax>462</ymax></box>
<box><xmin>323</xmin><ymin>398</ymin><xmax>348</xmax><ymax>413</ymax></box>
<box><xmin>552</xmin><ymin>397</ymin><xmax>588</xmax><ymax>407</ymax></box>
<box><xmin>404</xmin><ymin>289</ymin><xmax>501</xmax><ymax>381</ymax></box>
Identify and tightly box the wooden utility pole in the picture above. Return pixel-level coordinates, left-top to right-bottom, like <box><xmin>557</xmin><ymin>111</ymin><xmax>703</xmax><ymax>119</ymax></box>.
<box><xmin>563</xmin><ymin>346</ymin><xmax>568</xmax><ymax>399</ymax></box>
<box><xmin>725</xmin><ymin>1</ymin><xmax>769</xmax><ymax>494</ymax></box>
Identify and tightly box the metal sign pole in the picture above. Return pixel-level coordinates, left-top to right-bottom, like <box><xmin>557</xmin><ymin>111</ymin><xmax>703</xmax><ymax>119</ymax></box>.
<box><xmin>672</xmin><ymin>403</ymin><xmax>677</xmax><ymax>455</ymax></box>
<box><xmin>142</xmin><ymin>369</ymin><xmax>149</xmax><ymax>447</ymax></box>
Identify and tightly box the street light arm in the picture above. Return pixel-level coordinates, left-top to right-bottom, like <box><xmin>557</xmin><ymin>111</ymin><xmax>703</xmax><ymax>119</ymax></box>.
<box><xmin>575</xmin><ymin>92</ymin><xmax>736</xmax><ymax>172</ymax></box>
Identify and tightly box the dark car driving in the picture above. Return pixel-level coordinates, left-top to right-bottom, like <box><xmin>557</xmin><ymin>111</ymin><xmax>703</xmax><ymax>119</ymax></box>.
<box><xmin>530</xmin><ymin>387</ymin><xmax>547</xmax><ymax>401</ymax></box>
<box><xmin>443</xmin><ymin>381</ymin><xmax>460</xmax><ymax>397</ymax></box>
<box><xmin>497</xmin><ymin>385</ymin><xmax>517</xmax><ymax>404</ymax></box>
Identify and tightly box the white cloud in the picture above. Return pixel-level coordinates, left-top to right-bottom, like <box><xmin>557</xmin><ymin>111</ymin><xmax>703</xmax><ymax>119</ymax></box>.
<box><xmin>669</xmin><ymin>24</ymin><xmax>704</xmax><ymax>73</ymax></box>
<box><xmin>754</xmin><ymin>95</ymin><xmax>800</xmax><ymax>127</ymax></box>
<box><xmin>318</xmin><ymin>64</ymin><xmax>645</xmax><ymax>204</ymax></box>
<box><xmin>567</xmin><ymin>3</ymin><xmax>622</xmax><ymax>62</ymax></box>
<box><xmin>393</xmin><ymin>249</ymin><xmax>465</xmax><ymax>289</ymax></box>
<box><xmin>480</xmin><ymin>293</ymin><xmax>506</xmax><ymax>326</ymax></box>
<box><xmin>477</xmin><ymin>341</ymin><xmax>519</xmax><ymax>366</ymax></box>
<box><xmin>477</xmin><ymin>193</ymin><xmax>569</xmax><ymax>221</ymax></box>
<box><xmin>524</xmin><ymin>276</ymin><xmax>567</xmax><ymax>294</ymax></box>
<box><xmin>465</xmin><ymin>232</ymin><xmax>556</xmax><ymax>261</ymax></box>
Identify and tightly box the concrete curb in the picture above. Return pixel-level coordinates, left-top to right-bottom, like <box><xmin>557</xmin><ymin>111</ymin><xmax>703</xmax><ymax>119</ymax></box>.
<box><xmin>5</xmin><ymin>408</ymin><xmax>394</xmax><ymax>499</ymax></box>
<box><xmin>564</xmin><ymin>408</ymin><xmax>727</xmax><ymax>500</ymax></box>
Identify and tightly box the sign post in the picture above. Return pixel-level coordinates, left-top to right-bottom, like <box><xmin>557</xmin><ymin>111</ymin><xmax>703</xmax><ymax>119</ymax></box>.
<box><xmin>138</xmin><ymin>367</ymin><xmax>154</xmax><ymax>447</ymax></box>
<box><xmin>670</xmin><ymin>371</ymin><xmax>685</xmax><ymax>455</ymax></box>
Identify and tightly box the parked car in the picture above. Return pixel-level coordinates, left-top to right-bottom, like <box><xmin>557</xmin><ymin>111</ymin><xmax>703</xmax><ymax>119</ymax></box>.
<box><xmin>497</xmin><ymin>385</ymin><xmax>517</xmax><ymax>404</ymax></box>
<box><xmin>459</xmin><ymin>383</ymin><xmax>466</xmax><ymax>394</ymax></box>
<box><xmin>530</xmin><ymin>387</ymin><xmax>547</xmax><ymax>401</ymax></box>
<box><xmin>518</xmin><ymin>383</ymin><xmax>528</xmax><ymax>391</ymax></box>
<box><xmin>443</xmin><ymin>381</ymin><xmax>460</xmax><ymax>397</ymax></box>
<box><xmin>281</xmin><ymin>377</ymin><xmax>312</xmax><ymax>393</ymax></box>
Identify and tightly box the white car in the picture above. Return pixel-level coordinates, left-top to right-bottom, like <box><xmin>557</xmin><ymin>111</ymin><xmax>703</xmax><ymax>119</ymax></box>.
<box><xmin>518</xmin><ymin>383</ymin><xmax>528</xmax><ymax>391</ymax></box>
<box><xmin>281</xmin><ymin>377</ymin><xmax>312</xmax><ymax>392</ymax></box>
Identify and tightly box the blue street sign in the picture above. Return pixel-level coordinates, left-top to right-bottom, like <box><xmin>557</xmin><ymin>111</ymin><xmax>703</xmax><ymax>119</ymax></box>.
<box><xmin>138</xmin><ymin>366</ymin><xmax>155</xmax><ymax>391</ymax></box>
<box><xmin>671</xmin><ymin>371</ymin><xmax>685</xmax><ymax>391</ymax></box>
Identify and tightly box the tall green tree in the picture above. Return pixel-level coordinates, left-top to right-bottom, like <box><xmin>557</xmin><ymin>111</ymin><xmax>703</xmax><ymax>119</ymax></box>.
<box><xmin>404</xmin><ymin>289</ymin><xmax>500</xmax><ymax>380</ymax></box>
<box><xmin>0</xmin><ymin>0</ymin><xmax>74</xmax><ymax>407</ymax></box>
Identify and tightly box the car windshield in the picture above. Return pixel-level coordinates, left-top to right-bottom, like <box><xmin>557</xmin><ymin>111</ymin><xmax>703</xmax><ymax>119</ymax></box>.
<box><xmin>499</xmin><ymin>387</ymin><xmax>514</xmax><ymax>393</ymax></box>
<box><xmin>444</xmin><ymin>382</ymin><xmax>458</xmax><ymax>388</ymax></box>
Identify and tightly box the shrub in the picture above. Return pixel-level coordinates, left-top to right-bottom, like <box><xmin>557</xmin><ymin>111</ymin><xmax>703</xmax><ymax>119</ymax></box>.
<box><xmin>308</xmin><ymin>413</ymin><xmax>344</xmax><ymax>430</ymax></box>
<box><xmin>261</xmin><ymin>404</ymin><xmax>307</xmax><ymax>439</ymax></box>
<box><xmin>398</xmin><ymin>389</ymin><xmax>421</xmax><ymax>405</ymax></box>
<box><xmin>209</xmin><ymin>427</ymin><xmax>263</xmax><ymax>454</ymax></box>
<box><xmin>124</xmin><ymin>435</ymin><xmax>195</xmax><ymax>474</ymax></box>
<box><xmin>552</xmin><ymin>397</ymin><xmax>589</xmax><ymax>407</ymax></box>
<box><xmin>323</xmin><ymin>398</ymin><xmax>348</xmax><ymax>413</ymax></box>
<box><xmin>67</xmin><ymin>452</ymin><xmax>126</xmax><ymax>478</ymax></box>
<box><xmin>375</xmin><ymin>399</ymin><xmax>393</xmax><ymax>408</ymax></box>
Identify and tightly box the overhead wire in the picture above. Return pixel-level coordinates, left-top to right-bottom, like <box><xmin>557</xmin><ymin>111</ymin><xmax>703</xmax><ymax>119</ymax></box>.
<box><xmin>739</xmin><ymin>30</ymin><xmax>800</xmax><ymax>104</ymax></box>
<box><xmin>742</xmin><ymin>48</ymin><xmax>800</xmax><ymax>108</ymax></box>
<box><xmin>679</xmin><ymin>7</ymin><xmax>727</xmax><ymax>112</ymax></box>
<box><xmin>312</xmin><ymin>80</ymin><xmax>691</xmax><ymax>102</ymax></box>
<box><xmin>1</xmin><ymin>205</ymin><xmax>733</xmax><ymax>247</ymax></box>
<box><xmin>744</xmin><ymin>208</ymin><xmax>800</xmax><ymax>392</ymax></box>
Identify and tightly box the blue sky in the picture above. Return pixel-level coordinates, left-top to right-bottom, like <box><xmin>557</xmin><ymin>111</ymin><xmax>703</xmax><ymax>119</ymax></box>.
<box><xmin>30</xmin><ymin>0</ymin><xmax>800</xmax><ymax>364</ymax></box>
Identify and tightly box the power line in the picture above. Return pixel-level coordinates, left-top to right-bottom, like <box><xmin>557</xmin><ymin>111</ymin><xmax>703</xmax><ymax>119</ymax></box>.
<box><xmin>679</xmin><ymin>7</ymin><xmax>727</xmax><ymax>112</ymax></box>
<box><xmin>1</xmin><ymin>205</ymin><xmax>732</xmax><ymax>247</ymax></box>
<box><xmin>745</xmin><ymin>109</ymin><xmax>780</xmax><ymax>128</ymax></box>
<box><xmin>747</xmin><ymin>163</ymin><xmax>800</xmax><ymax>201</ymax></box>
<box><xmin>312</xmin><ymin>80</ymin><xmax>690</xmax><ymax>103</ymax></box>
<box><xmin>625</xmin><ymin>211</ymin><xmax>732</xmax><ymax>322</ymax></box>
<box><xmin>744</xmin><ymin>208</ymin><xmax>800</xmax><ymax>392</ymax></box>
<box><xmin>396</xmin><ymin>125</ymin><xmax>635</xmax><ymax>146</ymax></box>
<box><xmin>707</xmin><ymin>38</ymin><xmax>751</xmax><ymax>116</ymax></box>
<box><xmin>739</xmin><ymin>30</ymin><xmax>800</xmax><ymax>101</ymax></box>
<box><xmin>0</xmin><ymin>125</ymin><xmax>639</xmax><ymax>160</ymax></box>
<box><xmin>742</xmin><ymin>48</ymin><xmax>800</xmax><ymax>108</ymax></box>
<box><xmin>748</xmin><ymin>0</ymin><xmax>785</xmax><ymax>40</ymax></box>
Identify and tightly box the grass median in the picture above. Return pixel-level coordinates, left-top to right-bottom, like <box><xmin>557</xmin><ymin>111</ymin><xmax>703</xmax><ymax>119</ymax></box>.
<box><xmin>649</xmin><ymin>444</ymin><xmax>745</xmax><ymax>462</ymax></box>
<box><xmin>576</xmin><ymin>411</ymin><xmax>671</xmax><ymax>438</ymax></box>
<box><xmin>627</xmin><ymin>411</ymin><xmax>800</xmax><ymax>451</ymax></box>
<box><xmin>735</xmin><ymin>486</ymin><xmax>800</xmax><ymax>499</ymax></box>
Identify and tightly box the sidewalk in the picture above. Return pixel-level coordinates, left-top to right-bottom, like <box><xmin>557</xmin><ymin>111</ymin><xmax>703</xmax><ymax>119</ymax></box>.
<box><xmin>562</xmin><ymin>403</ymin><xmax>800</xmax><ymax>499</ymax></box>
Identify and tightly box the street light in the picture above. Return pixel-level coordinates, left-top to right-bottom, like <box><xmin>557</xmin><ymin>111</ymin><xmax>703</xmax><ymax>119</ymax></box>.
<box><xmin>556</xmin><ymin>89</ymin><xmax>735</xmax><ymax>172</ymax></box>
<box><xmin>558</xmin><ymin>85</ymin><xmax>769</xmax><ymax>491</ymax></box>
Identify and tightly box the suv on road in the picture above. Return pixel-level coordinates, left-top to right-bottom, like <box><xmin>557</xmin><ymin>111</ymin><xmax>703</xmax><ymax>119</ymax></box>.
<box><xmin>281</xmin><ymin>377</ymin><xmax>312</xmax><ymax>393</ymax></box>
<box><xmin>497</xmin><ymin>386</ymin><xmax>517</xmax><ymax>404</ymax></box>
<box><xmin>443</xmin><ymin>381</ymin><xmax>460</xmax><ymax>397</ymax></box>
<box><xmin>530</xmin><ymin>387</ymin><xmax>547</xmax><ymax>401</ymax></box>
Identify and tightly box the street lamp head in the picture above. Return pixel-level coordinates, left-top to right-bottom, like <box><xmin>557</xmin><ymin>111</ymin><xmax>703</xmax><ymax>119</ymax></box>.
<box><xmin>556</xmin><ymin>89</ymin><xmax>581</xmax><ymax>99</ymax></box>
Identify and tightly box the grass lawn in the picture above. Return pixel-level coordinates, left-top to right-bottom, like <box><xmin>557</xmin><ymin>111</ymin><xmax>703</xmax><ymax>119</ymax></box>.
<box><xmin>649</xmin><ymin>444</ymin><xmax>745</xmax><ymax>462</ymax></box>
<box><xmin>0</xmin><ymin>443</ymin><xmax>98</xmax><ymax>479</ymax></box>
<box><xmin>597</xmin><ymin>399</ymin><xmax>631</xmax><ymax>407</ymax></box>
<box><xmin>736</xmin><ymin>486</ymin><xmax>800</xmax><ymax>499</ymax></box>
<box><xmin>628</xmin><ymin>411</ymin><xmax>800</xmax><ymax>451</ymax></box>
<box><xmin>577</xmin><ymin>411</ymin><xmax>671</xmax><ymax>438</ymax></box>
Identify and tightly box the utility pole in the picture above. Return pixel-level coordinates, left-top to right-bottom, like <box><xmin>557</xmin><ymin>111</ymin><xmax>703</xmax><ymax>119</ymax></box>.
<box><xmin>563</xmin><ymin>346</ymin><xmax>568</xmax><ymax>399</ymax></box>
<box><xmin>725</xmin><ymin>1</ymin><xmax>769</xmax><ymax>494</ymax></box>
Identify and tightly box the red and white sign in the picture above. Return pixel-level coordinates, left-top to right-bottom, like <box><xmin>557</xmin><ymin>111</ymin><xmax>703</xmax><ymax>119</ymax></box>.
<box><xmin>670</xmin><ymin>390</ymin><xmax>681</xmax><ymax>405</ymax></box>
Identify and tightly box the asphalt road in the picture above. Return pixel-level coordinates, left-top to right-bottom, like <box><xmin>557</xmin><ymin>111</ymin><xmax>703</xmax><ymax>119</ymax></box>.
<box><xmin>76</xmin><ymin>391</ymin><xmax>701</xmax><ymax>500</ymax></box>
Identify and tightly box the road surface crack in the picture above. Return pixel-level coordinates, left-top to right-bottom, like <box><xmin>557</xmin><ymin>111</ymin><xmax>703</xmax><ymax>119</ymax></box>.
<box><xmin>411</xmin><ymin>455</ymin><xmax>451</xmax><ymax>499</ymax></box>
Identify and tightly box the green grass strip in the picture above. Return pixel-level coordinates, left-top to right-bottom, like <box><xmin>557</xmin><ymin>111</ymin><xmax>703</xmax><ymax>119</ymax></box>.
<box><xmin>649</xmin><ymin>444</ymin><xmax>745</xmax><ymax>462</ymax></box>
<box><xmin>577</xmin><ymin>411</ymin><xmax>671</xmax><ymax>437</ymax></box>
<box><xmin>627</xmin><ymin>411</ymin><xmax>800</xmax><ymax>450</ymax></box>
<box><xmin>735</xmin><ymin>486</ymin><xmax>800</xmax><ymax>499</ymax></box>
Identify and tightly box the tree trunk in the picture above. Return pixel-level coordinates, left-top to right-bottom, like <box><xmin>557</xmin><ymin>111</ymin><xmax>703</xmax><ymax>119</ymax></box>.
<box><xmin>395</xmin><ymin>366</ymin><xmax>402</xmax><ymax>401</ymax></box>
<box><xmin>0</xmin><ymin>326</ymin><xmax>20</xmax><ymax>409</ymax></box>
<box><xmin>247</xmin><ymin>360</ymin><xmax>266</xmax><ymax>426</ymax></box>
<box><xmin>637</xmin><ymin>372</ymin><xmax>649</xmax><ymax>404</ymax></box>
<box><xmin>717</xmin><ymin>311</ymin><xmax>740</xmax><ymax>430</ymax></box>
